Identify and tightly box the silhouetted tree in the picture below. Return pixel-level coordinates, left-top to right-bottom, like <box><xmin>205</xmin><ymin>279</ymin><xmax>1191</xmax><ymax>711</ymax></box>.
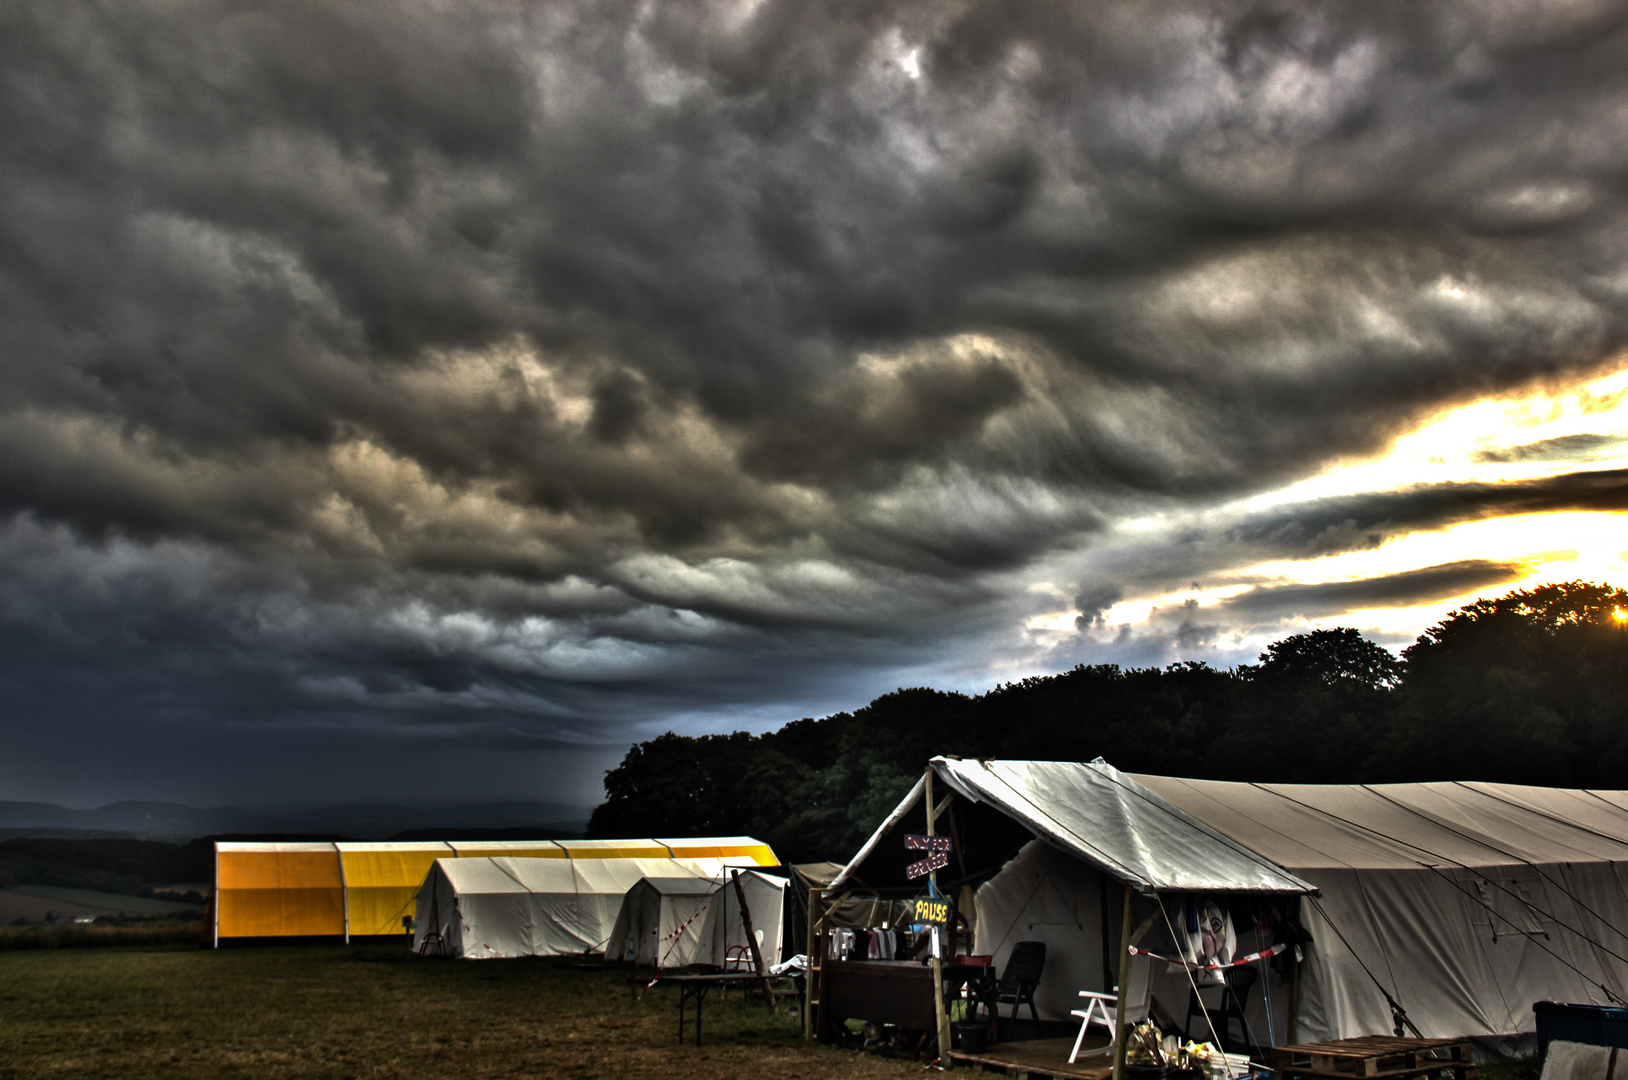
<box><xmin>1388</xmin><ymin>581</ymin><xmax>1628</xmax><ymax>784</ymax></box>
<box><xmin>1208</xmin><ymin>628</ymin><xmax>1402</xmax><ymax>780</ymax></box>
<box><xmin>589</xmin><ymin>582</ymin><xmax>1628</xmax><ymax>861</ymax></box>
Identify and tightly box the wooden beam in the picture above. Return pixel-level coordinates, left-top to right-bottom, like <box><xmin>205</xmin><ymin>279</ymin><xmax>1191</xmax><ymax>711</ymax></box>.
<box><xmin>806</xmin><ymin>887</ymin><xmax>823</xmax><ymax>1040</ymax></box>
<box><xmin>732</xmin><ymin>869</ymin><xmax>778</xmax><ymax>1013</ymax></box>
<box><xmin>1288</xmin><ymin>898</ymin><xmax>1303</xmax><ymax>1046</ymax></box>
<box><xmin>928</xmin><ymin>766</ymin><xmax>953</xmax><ymax>1068</ymax></box>
<box><xmin>1112</xmin><ymin>885</ymin><xmax>1133</xmax><ymax>1080</ymax></box>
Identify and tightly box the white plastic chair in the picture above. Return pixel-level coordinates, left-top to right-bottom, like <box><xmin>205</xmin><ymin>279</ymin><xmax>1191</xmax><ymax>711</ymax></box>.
<box><xmin>1070</xmin><ymin>991</ymin><xmax>1118</xmax><ymax>1061</ymax></box>
<box><xmin>1068</xmin><ymin>954</ymin><xmax>1152</xmax><ymax>1063</ymax></box>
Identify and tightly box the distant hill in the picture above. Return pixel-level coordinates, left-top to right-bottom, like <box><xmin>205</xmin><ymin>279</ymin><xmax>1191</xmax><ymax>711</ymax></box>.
<box><xmin>0</xmin><ymin>800</ymin><xmax>591</xmax><ymax>841</ymax></box>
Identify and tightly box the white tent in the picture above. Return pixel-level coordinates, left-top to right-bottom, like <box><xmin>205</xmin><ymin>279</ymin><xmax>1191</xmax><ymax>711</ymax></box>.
<box><xmin>832</xmin><ymin>758</ymin><xmax>1315</xmax><ymax>1053</ymax></box>
<box><xmin>1134</xmin><ymin>775</ymin><xmax>1628</xmax><ymax>1045</ymax></box>
<box><xmin>411</xmin><ymin>855</ymin><xmax>722</xmax><ymax>959</ymax></box>
<box><xmin>836</xmin><ymin>759</ymin><xmax>1628</xmax><ymax>1047</ymax></box>
<box><xmin>607</xmin><ymin>870</ymin><xmax>789</xmax><ymax>970</ymax></box>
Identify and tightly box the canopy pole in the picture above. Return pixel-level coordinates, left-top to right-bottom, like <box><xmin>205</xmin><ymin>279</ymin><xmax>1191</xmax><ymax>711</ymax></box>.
<box><xmin>732</xmin><ymin>870</ymin><xmax>778</xmax><ymax>1013</ymax></box>
<box><xmin>928</xmin><ymin>765</ymin><xmax>953</xmax><ymax>1068</ymax></box>
<box><xmin>1112</xmin><ymin>884</ymin><xmax>1133</xmax><ymax>1080</ymax></box>
<box><xmin>1287</xmin><ymin>897</ymin><xmax>1302</xmax><ymax>1045</ymax></box>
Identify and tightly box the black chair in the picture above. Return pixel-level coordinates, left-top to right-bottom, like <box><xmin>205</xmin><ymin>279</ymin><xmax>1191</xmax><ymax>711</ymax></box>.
<box><xmin>1184</xmin><ymin>964</ymin><xmax>1258</xmax><ymax>1054</ymax></box>
<box><xmin>996</xmin><ymin>941</ymin><xmax>1047</xmax><ymax>1039</ymax></box>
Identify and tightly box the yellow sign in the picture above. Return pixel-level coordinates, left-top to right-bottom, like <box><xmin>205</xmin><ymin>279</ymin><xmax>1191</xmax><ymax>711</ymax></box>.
<box><xmin>913</xmin><ymin>898</ymin><xmax>950</xmax><ymax>926</ymax></box>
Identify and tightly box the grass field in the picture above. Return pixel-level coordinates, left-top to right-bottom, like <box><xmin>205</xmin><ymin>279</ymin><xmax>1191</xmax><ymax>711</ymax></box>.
<box><xmin>0</xmin><ymin>943</ymin><xmax>921</xmax><ymax>1080</ymax></box>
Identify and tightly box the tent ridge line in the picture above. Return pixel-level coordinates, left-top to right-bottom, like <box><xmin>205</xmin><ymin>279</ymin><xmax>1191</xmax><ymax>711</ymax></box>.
<box><xmin>1173</xmin><ymin>778</ymin><xmax>1363</xmax><ymax>877</ymax></box>
<box><xmin>1463</xmin><ymin>782</ymin><xmax>1628</xmax><ymax>855</ymax></box>
<box><xmin>1250</xmin><ymin>783</ymin><xmax>1453</xmax><ymax>868</ymax></box>
<box><xmin>1361</xmin><ymin>784</ymin><xmax>1542</xmax><ymax>867</ymax></box>
<box><xmin>1270</xmin><ymin>784</ymin><xmax>1628</xmax><ymax>973</ymax></box>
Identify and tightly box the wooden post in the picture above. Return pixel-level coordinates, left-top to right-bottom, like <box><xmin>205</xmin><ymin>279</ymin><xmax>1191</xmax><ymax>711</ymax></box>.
<box><xmin>1112</xmin><ymin>885</ymin><xmax>1133</xmax><ymax>1080</ymax></box>
<box><xmin>732</xmin><ymin>869</ymin><xmax>778</xmax><ymax>1013</ymax></box>
<box><xmin>807</xmin><ymin>887</ymin><xmax>823</xmax><ymax>1039</ymax></box>
<box><xmin>1286</xmin><ymin>946</ymin><xmax>1301</xmax><ymax>1046</ymax></box>
<box><xmin>928</xmin><ymin>766</ymin><xmax>954</xmax><ymax>1068</ymax></box>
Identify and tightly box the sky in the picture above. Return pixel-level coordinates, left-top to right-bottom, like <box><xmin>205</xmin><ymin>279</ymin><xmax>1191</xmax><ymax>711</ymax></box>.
<box><xmin>3</xmin><ymin>0</ymin><xmax>1627</xmax><ymax>810</ymax></box>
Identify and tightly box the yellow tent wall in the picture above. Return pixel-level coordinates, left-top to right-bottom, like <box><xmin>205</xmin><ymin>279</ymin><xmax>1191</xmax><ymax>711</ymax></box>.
<box><xmin>213</xmin><ymin>836</ymin><xmax>776</xmax><ymax>942</ymax></box>
<box><xmin>337</xmin><ymin>843</ymin><xmax>455</xmax><ymax>938</ymax></box>
<box><xmin>213</xmin><ymin>843</ymin><xmax>345</xmax><ymax>944</ymax></box>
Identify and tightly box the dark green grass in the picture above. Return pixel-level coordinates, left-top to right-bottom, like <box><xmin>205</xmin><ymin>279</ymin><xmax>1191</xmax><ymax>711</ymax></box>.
<box><xmin>0</xmin><ymin>945</ymin><xmax>915</xmax><ymax>1080</ymax></box>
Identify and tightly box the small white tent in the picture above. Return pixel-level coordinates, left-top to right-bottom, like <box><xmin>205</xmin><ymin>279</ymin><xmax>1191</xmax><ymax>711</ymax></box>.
<box><xmin>412</xmin><ymin>856</ymin><xmax>721</xmax><ymax>959</ymax></box>
<box><xmin>608</xmin><ymin>870</ymin><xmax>789</xmax><ymax>970</ymax></box>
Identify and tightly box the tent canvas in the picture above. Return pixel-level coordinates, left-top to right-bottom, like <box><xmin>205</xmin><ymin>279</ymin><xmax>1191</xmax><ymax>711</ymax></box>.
<box><xmin>832</xmin><ymin>758</ymin><xmax>1313</xmax><ymax>895</ymax></box>
<box><xmin>1134</xmin><ymin>776</ymin><xmax>1628</xmax><ymax>1044</ymax></box>
<box><xmin>214</xmin><ymin>836</ymin><xmax>778</xmax><ymax>943</ymax></box>
<box><xmin>607</xmin><ymin>870</ymin><xmax>789</xmax><ymax>970</ymax></box>
<box><xmin>835</xmin><ymin>759</ymin><xmax>1628</xmax><ymax>1047</ymax></box>
<box><xmin>411</xmin><ymin>856</ymin><xmax>729</xmax><ymax>959</ymax></box>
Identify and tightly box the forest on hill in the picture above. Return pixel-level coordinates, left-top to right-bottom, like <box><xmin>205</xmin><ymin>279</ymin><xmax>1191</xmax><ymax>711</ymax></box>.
<box><xmin>587</xmin><ymin>581</ymin><xmax>1628</xmax><ymax>865</ymax></box>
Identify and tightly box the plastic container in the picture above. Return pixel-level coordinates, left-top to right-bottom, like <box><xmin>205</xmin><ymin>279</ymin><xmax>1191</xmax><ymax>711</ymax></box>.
<box><xmin>1533</xmin><ymin>1000</ymin><xmax>1628</xmax><ymax>1049</ymax></box>
<box><xmin>954</xmin><ymin>1021</ymin><xmax>988</xmax><ymax>1054</ymax></box>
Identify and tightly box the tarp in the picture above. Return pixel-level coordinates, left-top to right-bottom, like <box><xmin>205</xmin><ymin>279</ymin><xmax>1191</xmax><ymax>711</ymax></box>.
<box><xmin>214</xmin><ymin>836</ymin><xmax>778</xmax><ymax>941</ymax></box>
<box><xmin>411</xmin><ymin>856</ymin><xmax>728</xmax><ymax>958</ymax></box>
<box><xmin>833</xmin><ymin>758</ymin><xmax>1314</xmax><ymax>894</ymax></box>
<box><xmin>606</xmin><ymin>870</ymin><xmax>789</xmax><ymax>969</ymax></box>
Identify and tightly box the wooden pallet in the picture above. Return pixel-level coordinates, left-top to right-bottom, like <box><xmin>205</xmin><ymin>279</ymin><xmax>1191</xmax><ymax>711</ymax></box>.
<box><xmin>1272</xmin><ymin>1036</ymin><xmax>1476</xmax><ymax>1080</ymax></box>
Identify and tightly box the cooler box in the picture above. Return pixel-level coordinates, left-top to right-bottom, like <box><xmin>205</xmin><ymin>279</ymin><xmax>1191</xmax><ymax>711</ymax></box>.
<box><xmin>1533</xmin><ymin>1001</ymin><xmax>1628</xmax><ymax>1049</ymax></box>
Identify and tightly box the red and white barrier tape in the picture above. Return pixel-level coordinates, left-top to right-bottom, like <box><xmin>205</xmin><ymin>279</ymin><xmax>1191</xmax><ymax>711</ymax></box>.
<box><xmin>1128</xmin><ymin>941</ymin><xmax>1288</xmax><ymax>970</ymax></box>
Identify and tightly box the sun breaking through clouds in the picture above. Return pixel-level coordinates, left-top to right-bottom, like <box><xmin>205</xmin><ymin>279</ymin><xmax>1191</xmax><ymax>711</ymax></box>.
<box><xmin>1</xmin><ymin>0</ymin><xmax>1626</xmax><ymax>805</ymax></box>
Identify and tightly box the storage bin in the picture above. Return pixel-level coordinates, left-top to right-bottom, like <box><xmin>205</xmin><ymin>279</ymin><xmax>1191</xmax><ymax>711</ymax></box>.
<box><xmin>1533</xmin><ymin>1000</ymin><xmax>1628</xmax><ymax>1049</ymax></box>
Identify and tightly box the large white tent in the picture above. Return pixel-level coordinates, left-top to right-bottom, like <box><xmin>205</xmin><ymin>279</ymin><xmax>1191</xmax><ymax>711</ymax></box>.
<box><xmin>1135</xmin><ymin>775</ymin><xmax>1628</xmax><ymax>1045</ymax></box>
<box><xmin>834</xmin><ymin>758</ymin><xmax>1628</xmax><ymax>1048</ymax></box>
<box><xmin>607</xmin><ymin>870</ymin><xmax>788</xmax><ymax>969</ymax></box>
<box><xmin>412</xmin><ymin>855</ymin><xmax>726</xmax><ymax>959</ymax></box>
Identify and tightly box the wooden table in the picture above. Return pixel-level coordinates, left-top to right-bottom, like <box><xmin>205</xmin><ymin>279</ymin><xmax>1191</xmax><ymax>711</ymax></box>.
<box><xmin>1272</xmin><ymin>1036</ymin><xmax>1478</xmax><ymax>1080</ymax></box>
<box><xmin>658</xmin><ymin>972</ymin><xmax>802</xmax><ymax>1046</ymax></box>
<box><xmin>817</xmin><ymin>960</ymin><xmax>995</xmax><ymax>1050</ymax></box>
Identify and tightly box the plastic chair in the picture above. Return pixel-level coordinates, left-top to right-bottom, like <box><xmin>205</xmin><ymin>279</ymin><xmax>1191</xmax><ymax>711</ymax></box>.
<box><xmin>1069</xmin><ymin>954</ymin><xmax>1153</xmax><ymax>1062</ymax></box>
<box><xmin>1184</xmin><ymin>964</ymin><xmax>1258</xmax><ymax>1054</ymax></box>
<box><xmin>996</xmin><ymin>941</ymin><xmax>1047</xmax><ymax>1038</ymax></box>
<box><xmin>1070</xmin><ymin>992</ymin><xmax>1117</xmax><ymax>1061</ymax></box>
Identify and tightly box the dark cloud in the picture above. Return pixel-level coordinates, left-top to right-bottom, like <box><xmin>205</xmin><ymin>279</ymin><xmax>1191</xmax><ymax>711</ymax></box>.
<box><xmin>1215</xmin><ymin>560</ymin><xmax>1526</xmax><ymax>621</ymax></box>
<box><xmin>1</xmin><ymin>0</ymin><xmax>1627</xmax><ymax>801</ymax></box>
<box><xmin>1074</xmin><ymin>583</ymin><xmax>1123</xmax><ymax>630</ymax></box>
<box><xmin>1475</xmin><ymin>433</ymin><xmax>1623</xmax><ymax>464</ymax></box>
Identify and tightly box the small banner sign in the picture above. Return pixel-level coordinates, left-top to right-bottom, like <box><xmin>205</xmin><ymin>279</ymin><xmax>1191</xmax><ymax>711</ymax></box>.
<box><xmin>908</xmin><ymin>889</ymin><xmax>951</xmax><ymax>929</ymax></box>
<box><xmin>903</xmin><ymin>834</ymin><xmax>953</xmax><ymax>853</ymax></box>
<box><xmin>905</xmin><ymin>850</ymin><xmax>949</xmax><ymax>879</ymax></box>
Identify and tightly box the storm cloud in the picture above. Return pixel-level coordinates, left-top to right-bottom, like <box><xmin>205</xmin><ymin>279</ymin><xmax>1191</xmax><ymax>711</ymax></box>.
<box><xmin>3</xmin><ymin>0</ymin><xmax>1627</xmax><ymax>804</ymax></box>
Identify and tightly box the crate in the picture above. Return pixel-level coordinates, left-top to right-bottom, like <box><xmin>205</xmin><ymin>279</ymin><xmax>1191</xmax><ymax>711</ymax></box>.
<box><xmin>1271</xmin><ymin>1036</ymin><xmax>1475</xmax><ymax>1080</ymax></box>
<box><xmin>1533</xmin><ymin>1001</ymin><xmax>1628</xmax><ymax>1050</ymax></box>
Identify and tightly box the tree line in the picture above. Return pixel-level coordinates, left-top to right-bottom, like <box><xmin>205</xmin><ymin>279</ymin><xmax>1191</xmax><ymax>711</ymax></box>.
<box><xmin>587</xmin><ymin>581</ymin><xmax>1628</xmax><ymax>864</ymax></box>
